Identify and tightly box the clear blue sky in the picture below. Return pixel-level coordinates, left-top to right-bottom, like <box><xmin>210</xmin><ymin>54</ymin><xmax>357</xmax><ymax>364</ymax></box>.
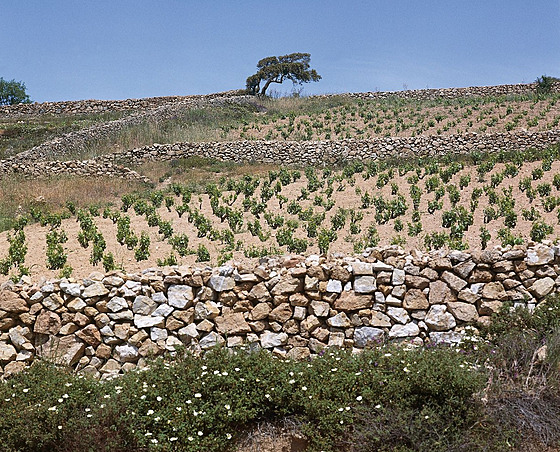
<box><xmin>2</xmin><ymin>1</ymin><xmax>559</xmax><ymax>102</ymax></box>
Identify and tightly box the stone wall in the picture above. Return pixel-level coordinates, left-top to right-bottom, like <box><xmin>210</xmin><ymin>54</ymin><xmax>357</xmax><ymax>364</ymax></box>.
<box><xmin>4</xmin><ymin>129</ymin><xmax>559</xmax><ymax>180</ymax></box>
<box><xmin>2</xmin><ymin>94</ymin><xmax>254</xmax><ymax>164</ymax></box>
<box><xmin>97</xmin><ymin>129</ymin><xmax>560</xmax><ymax>167</ymax></box>
<box><xmin>0</xmin><ymin>159</ymin><xmax>150</xmax><ymax>182</ymax></box>
<box><xmin>0</xmin><ymin>90</ymin><xmax>245</xmax><ymax>119</ymax></box>
<box><xmin>2</xmin><ymin>82</ymin><xmax>558</xmax><ymax>119</ymax></box>
<box><xmin>340</xmin><ymin>81</ymin><xmax>560</xmax><ymax>101</ymax></box>
<box><xmin>0</xmin><ymin>243</ymin><xmax>559</xmax><ymax>378</ymax></box>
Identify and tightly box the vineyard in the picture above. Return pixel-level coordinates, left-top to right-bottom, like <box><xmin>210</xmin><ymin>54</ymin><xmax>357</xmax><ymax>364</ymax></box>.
<box><xmin>1</xmin><ymin>146</ymin><xmax>560</xmax><ymax>282</ymax></box>
<box><xmin>2</xmin><ymin>84</ymin><xmax>560</xmax><ymax>451</ymax></box>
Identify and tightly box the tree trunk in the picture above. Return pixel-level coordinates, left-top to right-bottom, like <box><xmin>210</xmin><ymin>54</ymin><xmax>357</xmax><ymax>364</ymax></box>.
<box><xmin>260</xmin><ymin>79</ymin><xmax>274</xmax><ymax>96</ymax></box>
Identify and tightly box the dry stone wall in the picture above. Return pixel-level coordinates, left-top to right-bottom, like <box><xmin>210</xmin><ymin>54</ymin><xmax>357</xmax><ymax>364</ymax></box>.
<box><xmin>3</xmin><ymin>94</ymin><xmax>254</xmax><ymax>164</ymax></box>
<box><xmin>340</xmin><ymin>81</ymin><xmax>560</xmax><ymax>101</ymax></box>
<box><xmin>1</xmin><ymin>243</ymin><xmax>559</xmax><ymax>378</ymax></box>
<box><xmin>3</xmin><ymin>129</ymin><xmax>559</xmax><ymax>180</ymax></box>
<box><xmin>0</xmin><ymin>90</ymin><xmax>245</xmax><ymax>119</ymax></box>
<box><xmin>98</xmin><ymin>129</ymin><xmax>560</xmax><ymax>167</ymax></box>
<box><xmin>2</xmin><ymin>83</ymin><xmax>557</xmax><ymax>119</ymax></box>
<box><xmin>0</xmin><ymin>159</ymin><xmax>150</xmax><ymax>182</ymax></box>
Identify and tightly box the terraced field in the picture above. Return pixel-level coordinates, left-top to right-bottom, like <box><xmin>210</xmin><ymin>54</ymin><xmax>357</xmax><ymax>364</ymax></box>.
<box><xmin>1</xmin><ymin>87</ymin><xmax>560</xmax><ymax>283</ymax></box>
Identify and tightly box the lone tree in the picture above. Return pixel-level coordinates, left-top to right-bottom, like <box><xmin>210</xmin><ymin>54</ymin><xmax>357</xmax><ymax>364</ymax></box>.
<box><xmin>0</xmin><ymin>78</ymin><xmax>31</xmax><ymax>105</ymax></box>
<box><xmin>246</xmin><ymin>52</ymin><xmax>321</xmax><ymax>96</ymax></box>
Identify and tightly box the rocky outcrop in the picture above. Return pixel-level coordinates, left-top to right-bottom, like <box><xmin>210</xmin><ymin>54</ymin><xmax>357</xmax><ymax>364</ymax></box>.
<box><xmin>1</xmin><ymin>243</ymin><xmax>559</xmax><ymax>378</ymax></box>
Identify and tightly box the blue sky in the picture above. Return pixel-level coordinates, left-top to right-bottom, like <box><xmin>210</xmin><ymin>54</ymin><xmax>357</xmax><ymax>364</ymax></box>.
<box><xmin>2</xmin><ymin>1</ymin><xmax>559</xmax><ymax>102</ymax></box>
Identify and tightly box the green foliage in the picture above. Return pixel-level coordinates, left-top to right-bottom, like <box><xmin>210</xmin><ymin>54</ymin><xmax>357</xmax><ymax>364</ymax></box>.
<box><xmin>0</xmin><ymin>345</ymin><xmax>487</xmax><ymax>452</ymax></box>
<box><xmin>134</xmin><ymin>231</ymin><xmax>151</xmax><ymax>261</ymax></box>
<box><xmin>45</xmin><ymin>229</ymin><xmax>68</xmax><ymax>270</ymax></box>
<box><xmin>0</xmin><ymin>77</ymin><xmax>31</xmax><ymax>105</ymax></box>
<box><xmin>530</xmin><ymin>220</ymin><xmax>554</xmax><ymax>242</ymax></box>
<box><xmin>196</xmin><ymin>244</ymin><xmax>210</xmax><ymax>262</ymax></box>
<box><xmin>318</xmin><ymin>228</ymin><xmax>337</xmax><ymax>254</ymax></box>
<box><xmin>424</xmin><ymin>231</ymin><xmax>449</xmax><ymax>250</ymax></box>
<box><xmin>157</xmin><ymin>252</ymin><xmax>178</xmax><ymax>267</ymax></box>
<box><xmin>246</xmin><ymin>52</ymin><xmax>321</xmax><ymax>96</ymax></box>
<box><xmin>480</xmin><ymin>227</ymin><xmax>491</xmax><ymax>249</ymax></box>
<box><xmin>535</xmin><ymin>74</ymin><xmax>559</xmax><ymax>95</ymax></box>
<box><xmin>0</xmin><ymin>227</ymin><xmax>28</xmax><ymax>276</ymax></box>
<box><xmin>497</xmin><ymin>227</ymin><xmax>524</xmax><ymax>247</ymax></box>
<box><xmin>102</xmin><ymin>252</ymin><xmax>118</xmax><ymax>272</ymax></box>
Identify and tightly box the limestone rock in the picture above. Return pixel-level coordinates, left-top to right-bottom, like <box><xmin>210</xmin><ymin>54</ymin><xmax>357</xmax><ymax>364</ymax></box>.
<box><xmin>392</xmin><ymin>269</ymin><xmax>406</xmax><ymax>286</ymax></box>
<box><xmin>447</xmin><ymin>302</ymin><xmax>479</xmax><ymax>323</ymax></box>
<box><xmin>326</xmin><ymin>279</ymin><xmax>343</xmax><ymax>293</ymax></box>
<box><xmin>387</xmin><ymin>306</ymin><xmax>410</xmax><ymax>324</ymax></box>
<box><xmin>250</xmin><ymin>303</ymin><xmax>271</xmax><ymax>321</ymax></box>
<box><xmin>354</xmin><ymin>276</ymin><xmax>377</xmax><ymax>294</ymax></box>
<box><xmin>132</xmin><ymin>296</ymin><xmax>157</xmax><ymax>315</ymax></box>
<box><xmin>134</xmin><ymin>315</ymin><xmax>165</xmax><ymax>329</ymax></box>
<box><xmin>150</xmin><ymin>327</ymin><xmax>168</xmax><ymax>342</ymax></box>
<box><xmin>271</xmin><ymin>277</ymin><xmax>302</xmax><ymax>296</ymax></box>
<box><xmin>310</xmin><ymin>300</ymin><xmax>330</xmax><ymax>317</ymax></box>
<box><xmin>0</xmin><ymin>342</ymin><xmax>17</xmax><ymax>362</ymax></box>
<box><xmin>334</xmin><ymin>291</ymin><xmax>372</xmax><ymax>311</ymax></box>
<box><xmin>198</xmin><ymin>332</ymin><xmax>225</xmax><ymax>350</ymax></box>
<box><xmin>403</xmin><ymin>289</ymin><xmax>429</xmax><ymax>310</ymax></box>
<box><xmin>107</xmin><ymin>297</ymin><xmax>128</xmax><ymax>312</ymax></box>
<box><xmin>34</xmin><ymin>311</ymin><xmax>62</xmax><ymax>335</ymax></box>
<box><xmin>248</xmin><ymin>283</ymin><xmax>272</xmax><ymax>302</ymax></box>
<box><xmin>167</xmin><ymin>285</ymin><xmax>194</xmax><ymax>309</ymax></box>
<box><xmin>429</xmin><ymin>331</ymin><xmax>463</xmax><ymax>345</ymax></box>
<box><xmin>269</xmin><ymin>303</ymin><xmax>293</xmax><ymax>323</ymax></box>
<box><xmin>215</xmin><ymin>312</ymin><xmax>251</xmax><ymax>335</ymax></box>
<box><xmin>327</xmin><ymin>312</ymin><xmax>352</xmax><ymax>328</ymax></box>
<box><xmin>60</xmin><ymin>282</ymin><xmax>81</xmax><ymax>297</ymax></box>
<box><xmin>529</xmin><ymin>277</ymin><xmax>555</xmax><ymax>298</ymax></box>
<box><xmin>425</xmin><ymin>305</ymin><xmax>456</xmax><ymax>331</ymax></box>
<box><xmin>441</xmin><ymin>271</ymin><xmax>467</xmax><ymax>292</ymax></box>
<box><xmin>260</xmin><ymin>331</ymin><xmax>288</xmax><ymax>348</ymax></box>
<box><xmin>208</xmin><ymin>275</ymin><xmax>235</xmax><ymax>292</ymax></box>
<box><xmin>370</xmin><ymin>311</ymin><xmax>392</xmax><ymax>327</ymax></box>
<box><xmin>389</xmin><ymin>323</ymin><xmax>420</xmax><ymax>338</ymax></box>
<box><xmin>82</xmin><ymin>282</ymin><xmax>109</xmax><ymax>298</ymax></box>
<box><xmin>482</xmin><ymin>282</ymin><xmax>507</xmax><ymax>300</ymax></box>
<box><xmin>354</xmin><ymin>326</ymin><xmax>384</xmax><ymax>348</ymax></box>
<box><xmin>76</xmin><ymin>324</ymin><xmax>102</xmax><ymax>346</ymax></box>
<box><xmin>351</xmin><ymin>262</ymin><xmax>374</xmax><ymax>275</ymax></box>
<box><xmin>429</xmin><ymin>280</ymin><xmax>456</xmax><ymax>305</ymax></box>
<box><xmin>526</xmin><ymin>246</ymin><xmax>555</xmax><ymax>266</ymax></box>
<box><xmin>36</xmin><ymin>336</ymin><xmax>85</xmax><ymax>366</ymax></box>
<box><xmin>114</xmin><ymin>343</ymin><xmax>139</xmax><ymax>362</ymax></box>
<box><xmin>0</xmin><ymin>291</ymin><xmax>28</xmax><ymax>313</ymax></box>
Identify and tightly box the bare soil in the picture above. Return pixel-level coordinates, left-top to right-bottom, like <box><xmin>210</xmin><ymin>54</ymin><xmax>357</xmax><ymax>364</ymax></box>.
<box><xmin>2</xmin><ymin>157</ymin><xmax>560</xmax><ymax>284</ymax></box>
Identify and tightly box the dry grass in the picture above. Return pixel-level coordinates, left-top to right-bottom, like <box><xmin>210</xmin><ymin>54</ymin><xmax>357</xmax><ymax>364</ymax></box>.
<box><xmin>134</xmin><ymin>156</ymin><xmax>281</xmax><ymax>186</ymax></box>
<box><xmin>0</xmin><ymin>174</ymin><xmax>148</xmax><ymax>231</ymax></box>
<box><xmin>0</xmin><ymin>111</ymin><xmax>128</xmax><ymax>159</ymax></box>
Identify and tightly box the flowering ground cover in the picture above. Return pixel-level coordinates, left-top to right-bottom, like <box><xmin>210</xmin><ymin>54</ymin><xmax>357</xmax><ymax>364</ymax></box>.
<box><xmin>1</xmin><ymin>295</ymin><xmax>559</xmax><ymax>451</ymax></box>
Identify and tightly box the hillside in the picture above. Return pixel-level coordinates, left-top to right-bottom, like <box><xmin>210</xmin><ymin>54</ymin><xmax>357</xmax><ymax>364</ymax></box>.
<box><xmin>1</xmin><ymin>83</ymin><xmax>560</xmax><ymax>452</ymax></box>
<box><xmin>1</xmin><ymin>83</ymin><xmax>560</xmax><ymax>282</ymax></box>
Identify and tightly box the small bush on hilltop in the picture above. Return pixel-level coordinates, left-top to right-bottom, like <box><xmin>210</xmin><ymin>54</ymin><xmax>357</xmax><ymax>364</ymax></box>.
<box><xmin>536</xmin><ymin>75</ymin><xmax>560</xmax><ymax>95</ymax></box>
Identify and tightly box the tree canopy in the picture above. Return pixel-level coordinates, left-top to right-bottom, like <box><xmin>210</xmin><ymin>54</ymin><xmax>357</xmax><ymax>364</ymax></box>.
<box><xmin>246</xmin><ymin>53</ymin><xmax>321</xmax><ymax>96</ymax></box>
<box><xmin>0</xmin><ymin>78</ymin><xmax>31</xmax><ymax>105</ymax></box>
